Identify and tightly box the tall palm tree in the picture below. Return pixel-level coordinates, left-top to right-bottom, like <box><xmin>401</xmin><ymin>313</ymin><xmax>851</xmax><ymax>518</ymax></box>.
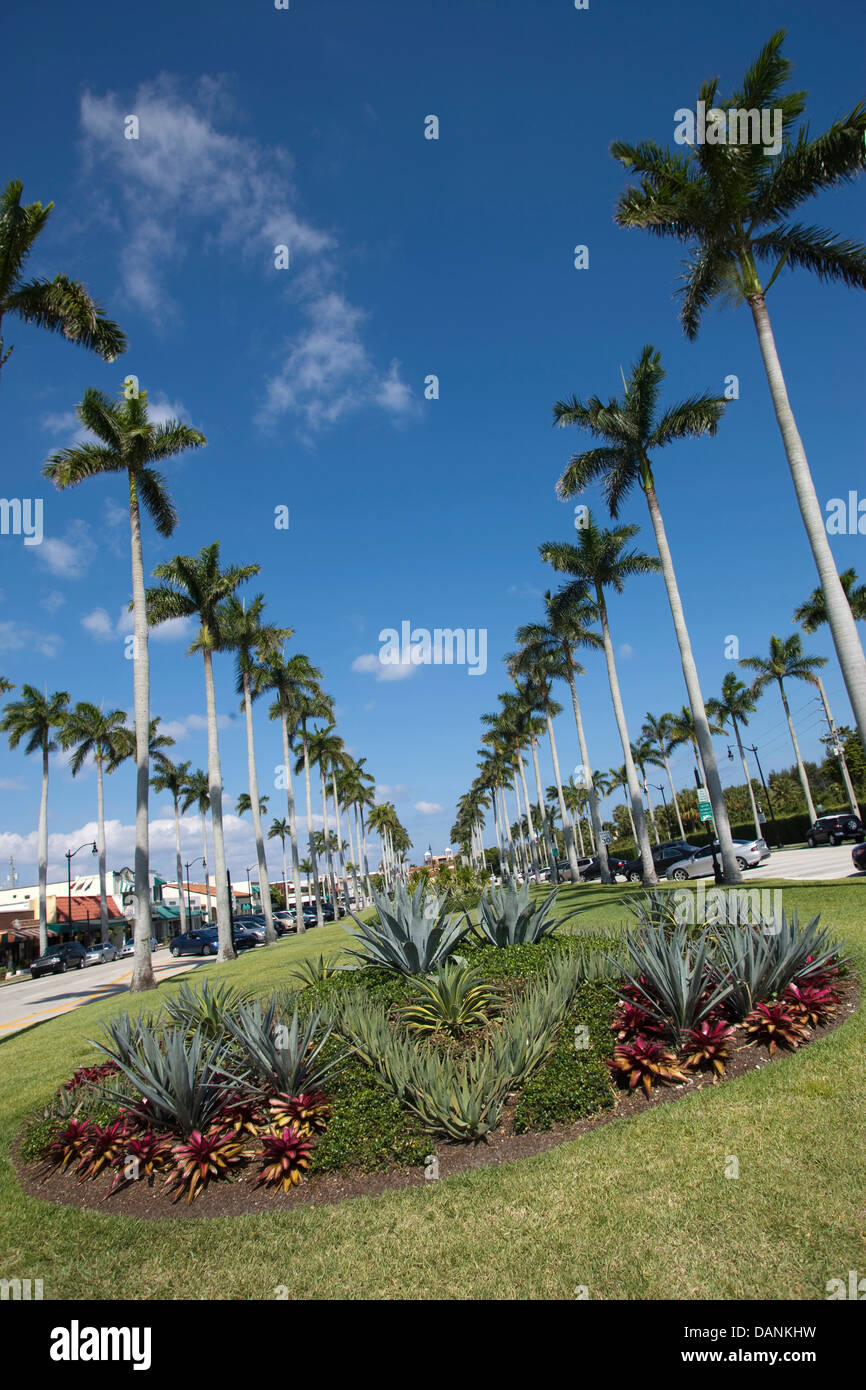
<box><xmin>45</xmin><ymin>386</ymin><xmax>205</xmax><ymax>992</ymax></box>
<box><xmin>307</xmin><ymin>722</ymin><xmax>345</xmax><ymax>909</ymax></box>
<box><xmin>220</xmin><ymin>594</ymin><xmax>291</xmax><ymax>946</ymax></box>
<box><xmin>0</xmin><ymin>678</ymin><xmax>14</xmax><ymax>694</ymax></box>
<box><xmin>611</xmin><ymin>31</ymin><xmax>866</xmax><ymax>751</ymax></box>
<box><xmin>146</xmin><ymin>543</ymin><xmax>258</xmax><ymax>962</ymax></box>
<box><xmin>515</xmin><ymin>587</ymin><xmax>611</xmax><ymax>881</ymax></box>
<box><xmin>641</xmin><ymin>712</ymin><xmax>686</xmax><ymax>839</ymax></box>
<box><xmin>0</xmin><ymin>179</ymin><xmax>126</xmax><ymax>378</ymax></box>
<box><xmin>267</xmin><ymin>818</ymin><xmax>291</xmax><ymax>906</ymax></box>
<box><xmin>292</xmin><ymin>686</ymin><xmax>334</xmax><ymax>928</ymax></box>
<box><xmin>150</xmin><ymin>756</ymin><xmax>192</xmax><ymax>937</ymax></box>
<box><xmin>262</xmin><ymin>650</ymin><xmax>322</xmax><ymax>932</ymax></box>
<box><xmin>706</xmin><ymin>675</ymin><xmax>763</xmax><ymax>842</ymax></box>
<box><xmin>740</xmin><ymin>634</ymin><xmax>827</xmax><ymax>823</ymax></box>
<box><xmin>554</xmin><ymin>344</ymin><xmax>741</xmax><ymax>883</ymax></box>
<box><xmin>506</xmin><ymin>655</ymin><xmax>579</xmax><ymax>881</ymax></box>
<box><xmin>180</xmin><ymin>768</ymin><xmax>211</xmax><ymax>891</ymax></box>
<box><xmin>794</xmin><ymin>569</ymin><xmax>866</xmax><ymax>632</ymax></box>
<box><xmin>0</xmin><ymin>686</ymin><xmax>69</xmax><ymax>953</ymax></box>
<box><xmin>237</xmin><ymin>791</ymin><xmax>269</xmax><ymax>818</ymax></box>
<box><xmin>541</xmin><ymin>518</ymin><xmax>660</xmax><ymax>884</ymax></box>
<box><xmin>630</xmin><ymin>736</ymin><xmax>665</xmax><ymax>844</ymax></box>
<box><xmin>609</xmin><ymin>764</ymin><xmax>638</xmax><ymax>846</ymax></box>
<box><xmin>60</xmin><ymin>702</ymin><xmax>127</xmax><ymax>942</ymax></box>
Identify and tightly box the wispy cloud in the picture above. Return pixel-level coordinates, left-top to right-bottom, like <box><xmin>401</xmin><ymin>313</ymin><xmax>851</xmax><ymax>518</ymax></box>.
<box><xmin>35</xmin><ymin>519</ymin><xmax>96</xmax><ymax>579</ymax></box>
<box><xmin>0</xmin><ymin>620</ymin><xmax>63</xmax><ymax>660</ymax></box>
<box><xmin>352</xmin><ymin>652</ymin><xmax>417</xmax><ymax>683</ymax></box>
<box><xmin>414</xmin><ymin>801</ymin><xmax>443</xmax><ymax>816</ymax></box>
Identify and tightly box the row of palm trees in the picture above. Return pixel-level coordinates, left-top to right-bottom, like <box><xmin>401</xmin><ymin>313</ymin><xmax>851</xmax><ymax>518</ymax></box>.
<box><xmin>453</xmin><ymin>34</ymin><xmax>866</xmax><ymax>881</ymax></box>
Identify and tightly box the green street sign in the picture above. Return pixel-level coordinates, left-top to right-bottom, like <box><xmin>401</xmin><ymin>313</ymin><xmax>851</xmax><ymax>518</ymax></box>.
<box><xmin>696</xmin><ymin>786</ymin><xmax>713</xmax><ymax>822</ymax></box>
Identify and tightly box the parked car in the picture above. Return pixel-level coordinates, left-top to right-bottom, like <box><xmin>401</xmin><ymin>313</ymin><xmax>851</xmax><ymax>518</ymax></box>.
<box><xmin>118</xmin><ymin>937</ymin><xmax>158</xmax><ymax>957</ymax></box>
<box><xmin>852</xmin><ymin>843</ymin><xmax>866</xmax><ymax>873</ymax></box>
<box><xmin>273</xmin><ymin>910</ymin><xmax>297</xmax><ymax>934</ymax></box>
<box><xmin>806</xmin><ymin>813</ymin><xmax>864</xmax><ymax>847</ymax></box>
<box><xmin>574</xmin><ymin>853</ymin><xmax>628</xmax><ymax>881</ymax></box>
<box><xmin>169</xmin><ymin>926</ymin><xmax>258</xmax><ymax>956</ymax></box>
<box><xmin>30</xmin><ymin>941</ymin><xmax>87</xmax><ymax>978</ymax></box>
<box><xmin>665</xmin><ymin>837</ymin><xmax>770</xmax><ymax>880</ymax></box>
<box><xmin>235</xmin><ymin>914</ymin><xmax>267</xmax><ymax>943</ymax></box>
<box><xmin>622</xmin><ymin>840</ymin><xmax>701</xmax><ymax>882</ymax></box>
<box><xmin>84</xmin><ymin>941</ymin><xmax>118</xmax><ymax>966</ymax></box>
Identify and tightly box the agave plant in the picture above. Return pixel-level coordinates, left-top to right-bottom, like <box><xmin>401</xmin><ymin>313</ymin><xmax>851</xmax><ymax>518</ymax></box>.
<box><xmin>94</xmin><ymin>1013</ymin><xmax>154</xmax><ymax>1070</ymax></box>
<box><xmin>714</xmin><ymin>913</ymin><xmax>847</xmax><ymax>1021</ymax></box>
<box><xmin>255</xmin><ymin>1126</ymin><xmax>315</xmax><ymax>1193</ymax></box>
<box><xmin>612</xmin><ymin>927</ymin><xmax>736</xmax><ymax>1048</ymax></box>
<box><xmin>166</xmin><ymin>1128</ymin><xmax>246</xmax><ymax>1204</ymax></box>
<box><xmin>476</xmin><ymin>883</ymin><xmax>566</xmax><ymax>947</ymax></box>
<box><xmin>607</xmin><ymin>1037</ymin><xmax>687</xmax><ymax>1096</ymax></box>
<box><xmin>342</xmin><ymin>880</ymin><xmax>469</xmax><ymax>975</ymax></box>
<box><xmin>680</xmin><ymin>1020</ymin><xmax>733</xmax><ymax>1077</ymax></box>
<box><xmin>95</xmin><ymin>1025</ymin><xmax>245</xmax><ymax>1136</ymax></box>
<box><xmin>743</xmin><ymin>1001</ymin><xmax>810</xmax><ymax>1055</ymax></box>
<box><xmin>223</xmin><ymin>998</ymin><xmax>339</xmax><ymax>1098</ymax></box>
<box><xmin>268</xmin><ymin>1092</ymin><xmax>330</xmax><ymax>1135</ymax></box>
<box><xmin>401</xmin><ymin>960</ymin><xmax>502</xmax><ymax>1037</ymax></box>
<box><xmin>161</xmin><ymin>979</ymin><xmax>242</xmax><ymax>1039</ymax></box>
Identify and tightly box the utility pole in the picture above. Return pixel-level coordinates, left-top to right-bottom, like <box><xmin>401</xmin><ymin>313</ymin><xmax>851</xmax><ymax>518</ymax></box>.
<box><xmin>815</xmin><ymin>677</ymin><xmax>861</xmax><ymax>819</ymax></box>
<box><xmin>744</xmin><ymin>745</ymin><xmax>782</xmax><ymax>848</ymax></box>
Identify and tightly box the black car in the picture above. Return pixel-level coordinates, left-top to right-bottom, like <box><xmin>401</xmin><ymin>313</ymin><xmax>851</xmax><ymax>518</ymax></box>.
<box><xmin>807</xmin><ymin>813</ymin><xmax>863</xmax><ymax>847</ymax></box>
<box><xmin>575</xmin><ymin>853</ymin><xmax>627</xmax><ymax>881</ymax></box>
<box><xmin>30</xmin><ymin>941</ymin><xmax>87</xmax><ymax>978</ymax></box>
<box><xmin>621</xmin><ymin>840</ymin><xmax>700</xmax><ymax>882</ymax></box>
<box><xmin>168</xmin><ymin>927</ymin><xmax>258</xmax><ymax>957</ymax></box>
<box><xmin>852</xmin><ymin>843</ymin><xmax>866</xmax><ymax>873</ymax></box>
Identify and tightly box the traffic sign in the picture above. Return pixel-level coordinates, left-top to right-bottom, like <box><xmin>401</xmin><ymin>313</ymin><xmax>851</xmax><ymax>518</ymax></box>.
<box><xmin>600</xmin><ymin>830</ymin><xmax>611</xmax><ymax>845</ymax></box>
<box><xmin>696</xmin><ymin>786</ymin><xmax>713</xmax><ymax>822</ymax></box>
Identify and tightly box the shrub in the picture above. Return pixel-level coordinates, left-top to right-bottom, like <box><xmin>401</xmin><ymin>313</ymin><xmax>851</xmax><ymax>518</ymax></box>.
<box><xmin>309</xmin><ymin>1055</ymin><xmax>428</xmax><ymax>1174</ymax></box>
<box><xmin>342</xmin><ymin>880</ymin><xmax>469</xmax><ymax>975</ymax></box>
<box><xmin>401</xmin><ymin>960</ymin><xmax>502</xmax><ymax>1037</ymax></box>
<box><xmin>513</xmin><ymin>984</ymin><xmax>615</xmax><ymax>1132</ymax></box>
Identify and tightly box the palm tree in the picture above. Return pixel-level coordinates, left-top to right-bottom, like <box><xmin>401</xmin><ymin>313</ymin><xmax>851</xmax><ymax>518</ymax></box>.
<box><xmin>146</xmin><ymin>543</ymin><xmax>258</xmax><ymax>962</ymax></box>
<box><xmin>262</xmin><ymin>650</ymin><xmax>321</xmax><ymax>931</ymax></box>
<box><xmin>0</xmin><ymin>179</ymin><xmax>126</xmax><ymax>378</ymax></box>
<box><xmin>291</xmin><ymin>686</ymin><xmax>334</xmax><ymax>928</ymax></box>
<box><xmin>706</xmin><ymin>675</ymin><xmax>763</xmax><ymax>842</ymax></box>
<box><xmin>541</xmin><ymin>517</ymin><xmax>660</xmax><ymax>884</ymax></box>
<box><xmin>554</xmin><ymin>344</ymin><xmax>741</xmax><ymax>883</ymax></box>
<box><xmin>611</xmin><ymin>31</ymin><xmax>866</xmax><ymax>752</ymax></box>
<box><xmin>515</xmin><ymin>587</ymin><xmax>611</xmax><ymax>881</ymax></box>
<box><xmin>740</xmin><ymin>634</ymin><xmax>827</xmax><ymax>823</ymax></box>
<box><xmin>237</xmin><ymin>792</ymin><xmax>269</xmax><ymax>818</ymax></box>
<box><xmin>59</xmin><ymin>703</ymin><xmax>127</xmax><ymax>942</ymax></box>
<box><xmin>44</xmin><ymin>386</ymin><xmax>205</xmax><ymax>991</ymax></box>
<box><xmin>150</xmin><ymin>756</ymin><xmax>192</xmax><ymax>937</ymax></box>
<box><xmin>794</xmin><ymin>569</ymin><xmax>866</xmax><ymax>633</ymax></box>
<box><xmin>641</xmin><ymin>712</ymin><xmax>686</xmax><ymax>839</ymax></box>
<box><xmin>0</xmin><ymin>678</ymin><xmax>13</xmax><ymax>694</ymax></box>
<box><xmin>180</xmin><ymin>768</ymin><xmax>211</xmax><ymax>891</ymax></box>
<box><xmin>267</xmin><ymin>818</ymin><xmax>291</xmax><ymax>905</ymax></box>
<box><xmin>630</xmin><ymin>736</ymin><xmax>665</xmax><ymax>844</ymax></box>
<box><xmin>220</xmin><ymin>594</ymin><xmax>291</xmax><ymax>946</ymax></box>
<box><xmin>506</xmin><ymin>655</ymin><xmax>579</xmax><ymax>881</ymax></box>
<box><xmin>609</xmin><ymin>764</ymin><xmax>638</xmax><ymax>846</ymax></box>
<box><xmin>307</xmin><ymin>722</ymin><xmax>345</xmax><ymax>909</ymax></box>
<box><xmin>0</xmin><ymin>686</ymin><xmax>69</xmax><ymax>953</ymax></box>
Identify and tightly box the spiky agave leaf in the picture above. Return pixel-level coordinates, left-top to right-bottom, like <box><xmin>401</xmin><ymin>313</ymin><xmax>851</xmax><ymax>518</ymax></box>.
<box><xmin>401</xmin><ymin>960</ymin><xmax>502</xmax><ymax>1037</ymax></box>
<box><xmin>223</xmin><ymin>998</ymin><xmax>340</xmax><ymax>1097</ymax></box>
<box><xmin>342</xmin><ymin>881</ymin><xmax>469</xmax><ymax>975</ymax></box>
<box><xmin>95</xmin><ymin>1024</ymin><xmax>247</xmax><ymax>1136</ymax></box>
<box><xmin>611</xmin><ymin>926</ymin><xmax>736</xmax><ymax>1047</ymax></box>
<box><xmin>476</xmin><ymin>883</ymin><xmax>566</xmax><ymax>947</ymax></box>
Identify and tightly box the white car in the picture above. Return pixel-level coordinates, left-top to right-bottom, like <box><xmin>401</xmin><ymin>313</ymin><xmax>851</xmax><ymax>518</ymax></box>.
<box><xmin>665</xmin><ymin>838</ymin><xmax>771</xmax><ymax>880</ymax></box>
<box><xmin>118</xmin><ymin>937</ymin><xmax>159</xmax><ymax>957</ymax></box>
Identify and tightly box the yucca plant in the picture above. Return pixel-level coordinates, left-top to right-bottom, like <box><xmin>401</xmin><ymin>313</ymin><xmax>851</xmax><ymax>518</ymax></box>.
<box><xmin>166</xmin><ymin>1128</ymin><xmax>246</xmax><ymax>1203</ymax></box>
<box><xmin>343</xmin><ymin>880</ymin><xmax>469</xmax><ymax>975</ymax></box>
<box><xmin>680</xmin><ymin>1020</ymin><xmax>733</xmax><ymax>1077</ymax></box>
<box><xmin>743</xmin><ymin>1001</ymin><xmax>811</xmax><ymax>1055</ymax></box>
<box><xmin>223</xmin><ymin>998</ymin><xmax>339</xmax><ymax>1097</ymax></box>
<box><xmin>612</xmin><ymin>926</ymin><xmax>735</xmax><ymax>1047</ymax></box>
<box><xmin>268</xmin><ymin>1092</ymin><xmax>330</xmax><ymax>1136</ymax></box>
<box><xmin>95</xmin><ymin>1025</ymin><xmax>244</xmax><ymax>1137</ymax></box>
<box><xmin>476</xmin><ymin>882</ymin><xmax>568</xmax><ymax>946</ymax></box>
<box><xmin>401</xmin><ymin>960</ymin><xmax>502</xmax><ymax>1037</ymax></box>
<box><xmin>608</xmin><ymin>1037</ymin><xmax>687</xmax><ymax>1096</ymax></box>
<box><xmin>255</xmin><ymin>1126</ymin><xmax>315</xmax><ymax>1193</ymax></box>
<box><xmin>161</xmin><ymin>979</ymin><xmax>242</xmax><ymax>1039</ymax></box>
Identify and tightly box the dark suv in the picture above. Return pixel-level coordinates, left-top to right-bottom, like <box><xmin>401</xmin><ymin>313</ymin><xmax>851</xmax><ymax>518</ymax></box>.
<box><xmin>806</xmin><ymin>813</ymin><xmax>863</xmax><ymax>847</ymax></box>
<box><xmin>30</xmin><ymin>941</ymin><xmax>87</xmax><ymax>978</ymax></box>
<box><xmin>622</xmin><ymin>840</ymin><xmax>700</xmax><ymax>882</ymax></box>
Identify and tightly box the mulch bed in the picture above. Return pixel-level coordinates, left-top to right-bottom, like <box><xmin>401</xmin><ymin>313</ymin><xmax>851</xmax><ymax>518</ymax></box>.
<box><xmin>13</xmin><ymin>976</ymin><xmax>859</xmax><ymax>1220</ymax></box>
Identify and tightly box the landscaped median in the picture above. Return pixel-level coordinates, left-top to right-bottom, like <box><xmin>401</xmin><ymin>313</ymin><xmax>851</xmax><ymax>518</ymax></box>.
<box><xmin>0</xmin><ymin>880</ymin><xmax>863</xmax><ymax>1300</ymax></box>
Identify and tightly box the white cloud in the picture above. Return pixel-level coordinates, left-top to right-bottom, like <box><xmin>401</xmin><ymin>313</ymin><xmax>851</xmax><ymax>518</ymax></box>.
<box><xmin>0</xmin><ymin>620</ymin><xmax>63</xmax><ymax>660</ymax></box>
<box><xmin>80</xmin><ymin>607</ymin><xmax>193</xmax><ymax>645</ymax></box>
<box><xmin>414</xmin><ymin>801</ymin><xmax>443</xmax><ymax>816</ymax></box>
<box><xmin>618</xmin><ymin>643</ymin><xmax>634</xmax><ymax>659</ymax></box>
<box><xmin>35</xmin><ymin>520</ymin><xmax>96</xmax><ymax>579</ymax></box>
<box><xmin>352</xmin><ymin>651</ymin><xmax>417</xmax><ymax>683</ymax></box>
<box><xmin>151</xmin><ymin>615</ymin><xmax>194</xmax><ymax>644</ymax></box>
<box><xmin>81</xmin><ymin>607</ymin><xmax>116</xmax><ymax>641</ymax></box>
<box><xmin>41</xmin><ymin>590</ymin><xmax>67</xmax><ymax>615</ymax></box>
<box><xmin>80</xmin><ymin>77</ymin><xmax>414</xmax><ymax>433</ymax></box>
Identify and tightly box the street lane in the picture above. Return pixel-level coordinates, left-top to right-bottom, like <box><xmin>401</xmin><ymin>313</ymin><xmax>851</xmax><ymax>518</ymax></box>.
<box><xmin>0</xmin><ymin>952</ymin><xmax>205</xmax><ymax>1038</ymax></box>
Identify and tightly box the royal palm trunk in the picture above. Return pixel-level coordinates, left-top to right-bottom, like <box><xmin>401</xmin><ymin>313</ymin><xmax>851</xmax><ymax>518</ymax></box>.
<box><xmin>242</xmin><ymin>671</ymin><xmax>275</xmax><ymax>943</ymax></box>
<box><xmin>202</xmin><ymin>648</ymin><xmax>234</xmax><ymax>961</ymax></box>
<box><xmin>778</xmin><ymin>678</ymin><xmax>817</xmax><ymax>823</ymax></box>
<box><xmin>95</xmin><ymin>754</ymin><xmax>110</xmax><ymax>943</ymax></box>
<box><xmin>128</xmin><ymin>475</ymin><xmax>155</xmax><ymax>991</ymax></box>
<box><xmin>545</xmin><ymin>708</ymin><xmax>581</xmax><ymax>882</ymax></box>
<box><xmin>597</xmin><ymin>591</ymin><xmax>657</xmax><ymax>885</ymax></box>
<box><xmin>563</xmin><ymin>649</ymin><xmax>610</xmax><ymax>882</ymax></box>
<box><xmin>278</xmin><ymin>711</ymin><xmax>306</xmax><ymax>931</ymax></box>
<box><xmin>301</xmin><ymin>730</ymin><xmax>324</xmax><ymax>927</ymax></box>
<box><xmin>37</xmin><ymin>741</ymin><xmax>49</xmax><ymax>957</ymax></box>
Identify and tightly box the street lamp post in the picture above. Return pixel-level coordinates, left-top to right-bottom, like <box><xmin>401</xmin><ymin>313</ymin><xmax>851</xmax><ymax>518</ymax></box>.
<box><xmin>743</xmin><ymin>744</ymin><xmax>782</xmax><ymax>848</ymax></box>
<box><xmin>65</xmin><ymin>842</ymin><xmax>97</xmax><ymax>938</ymax></box>
<box><xmin>184</xmin><ymin>856</ymin><xmax>207</xmax><ymax>927</ymax></box>
<box><xmin>244</xmin><ymin>865</ymin><xmax>257</xmax><ymax>916</ymax></box>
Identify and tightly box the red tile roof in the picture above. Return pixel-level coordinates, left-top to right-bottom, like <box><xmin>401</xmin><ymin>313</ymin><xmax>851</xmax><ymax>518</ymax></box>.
<box><xmin>54</xmin><ymin>895</ymin><xmax>124</xmax><ymax>923</ymax></box>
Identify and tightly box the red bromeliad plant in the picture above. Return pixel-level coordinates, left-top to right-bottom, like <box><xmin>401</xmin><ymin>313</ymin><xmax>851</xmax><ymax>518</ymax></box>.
<box><xmin>43</xmin><ymin>1118</ymin><xmax>93</xmax><ymax>1174</ymax></box>
<box><xmin>218</xmin><ymin>1094</ymin><xmax>269</xmax><ymax>1138</ymax></box>
<box><xmin>76</xmin><ymin>1120</ymin><xmax>132</xmax><ymax>1181</ymax></box>
<box><xmin>64</xmin><ymin>1062</ymin><xmax>120</xmax><ymax>1092</ymax></box>
<box><xmin>255</xmin><ymin>1126</ymin><xmax>314</xmax><ymax>1194</ymax></box>
<box><xmin>611</xmin><ymin>1000</ymin><xmax>661</xmax><ymax>1042</ymax></box>
<box><xmin>268</xmin><ymin>1092</ymin><xmax>330</xmax><ymax>1136</ymax></box>
<box><xmin>743</xmin><ymin>1002</ymin><xmax>810</xmax><ymax>1055</ymax></box>
<box><xmin>680</xmin><ymin>1019</ymin><xmax>732</xmax><ymax>1077</ymax></box>
<box><xmin>166</xmin><ymin>1129</ymin><xmax>245</xmax><ymax>1204</ymax></box>
<box><xmin>107</xmin><ymin>1131</ymin><xmax>173</xmax><ymax>1195</ymax></box>
<box><xmin>607</xmin><ymin>1037</ymin><xmax>687</xmax><ymax>1098</ymax></box>
<box><xmin>782</xmin><ymin>982</ymin><xmax>838</xmax><ymax>1028</ymax></box>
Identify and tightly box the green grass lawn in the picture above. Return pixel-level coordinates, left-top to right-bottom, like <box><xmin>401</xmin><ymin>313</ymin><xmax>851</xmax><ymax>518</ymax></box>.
<box><xmin>1</xmin><ymin>883</ymin><xmax>863</xmax><ymax>1300</ymax></box>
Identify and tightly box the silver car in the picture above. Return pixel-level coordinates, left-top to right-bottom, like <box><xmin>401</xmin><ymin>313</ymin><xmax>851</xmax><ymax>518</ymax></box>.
<box><xmin>84</xmin><ymin>941</ymin><xmax>119</xmax><ymax>966</ymax></box>
<box><xmin>665</xmin><ymin>838</ymin><xmax>770</xmax><ymax>879</ymax></box>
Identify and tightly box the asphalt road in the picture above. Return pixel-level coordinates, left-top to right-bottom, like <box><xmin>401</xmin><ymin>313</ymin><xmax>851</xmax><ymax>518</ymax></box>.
<box><xmin>715</xmin><ymin>843</ymin><xmax>862</xmax><ymax>883</ymax></box>
<box><xmin>0</xmin><ymin>951</ymin><xmax>204</xmax><ymax>1039</ymax></box>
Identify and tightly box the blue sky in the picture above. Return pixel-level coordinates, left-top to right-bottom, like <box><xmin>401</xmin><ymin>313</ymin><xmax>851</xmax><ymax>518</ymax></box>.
<box><xmin>1</xmin><ymin>0</ymin><xmax>864</xmax><ymax>885</ymax></box>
